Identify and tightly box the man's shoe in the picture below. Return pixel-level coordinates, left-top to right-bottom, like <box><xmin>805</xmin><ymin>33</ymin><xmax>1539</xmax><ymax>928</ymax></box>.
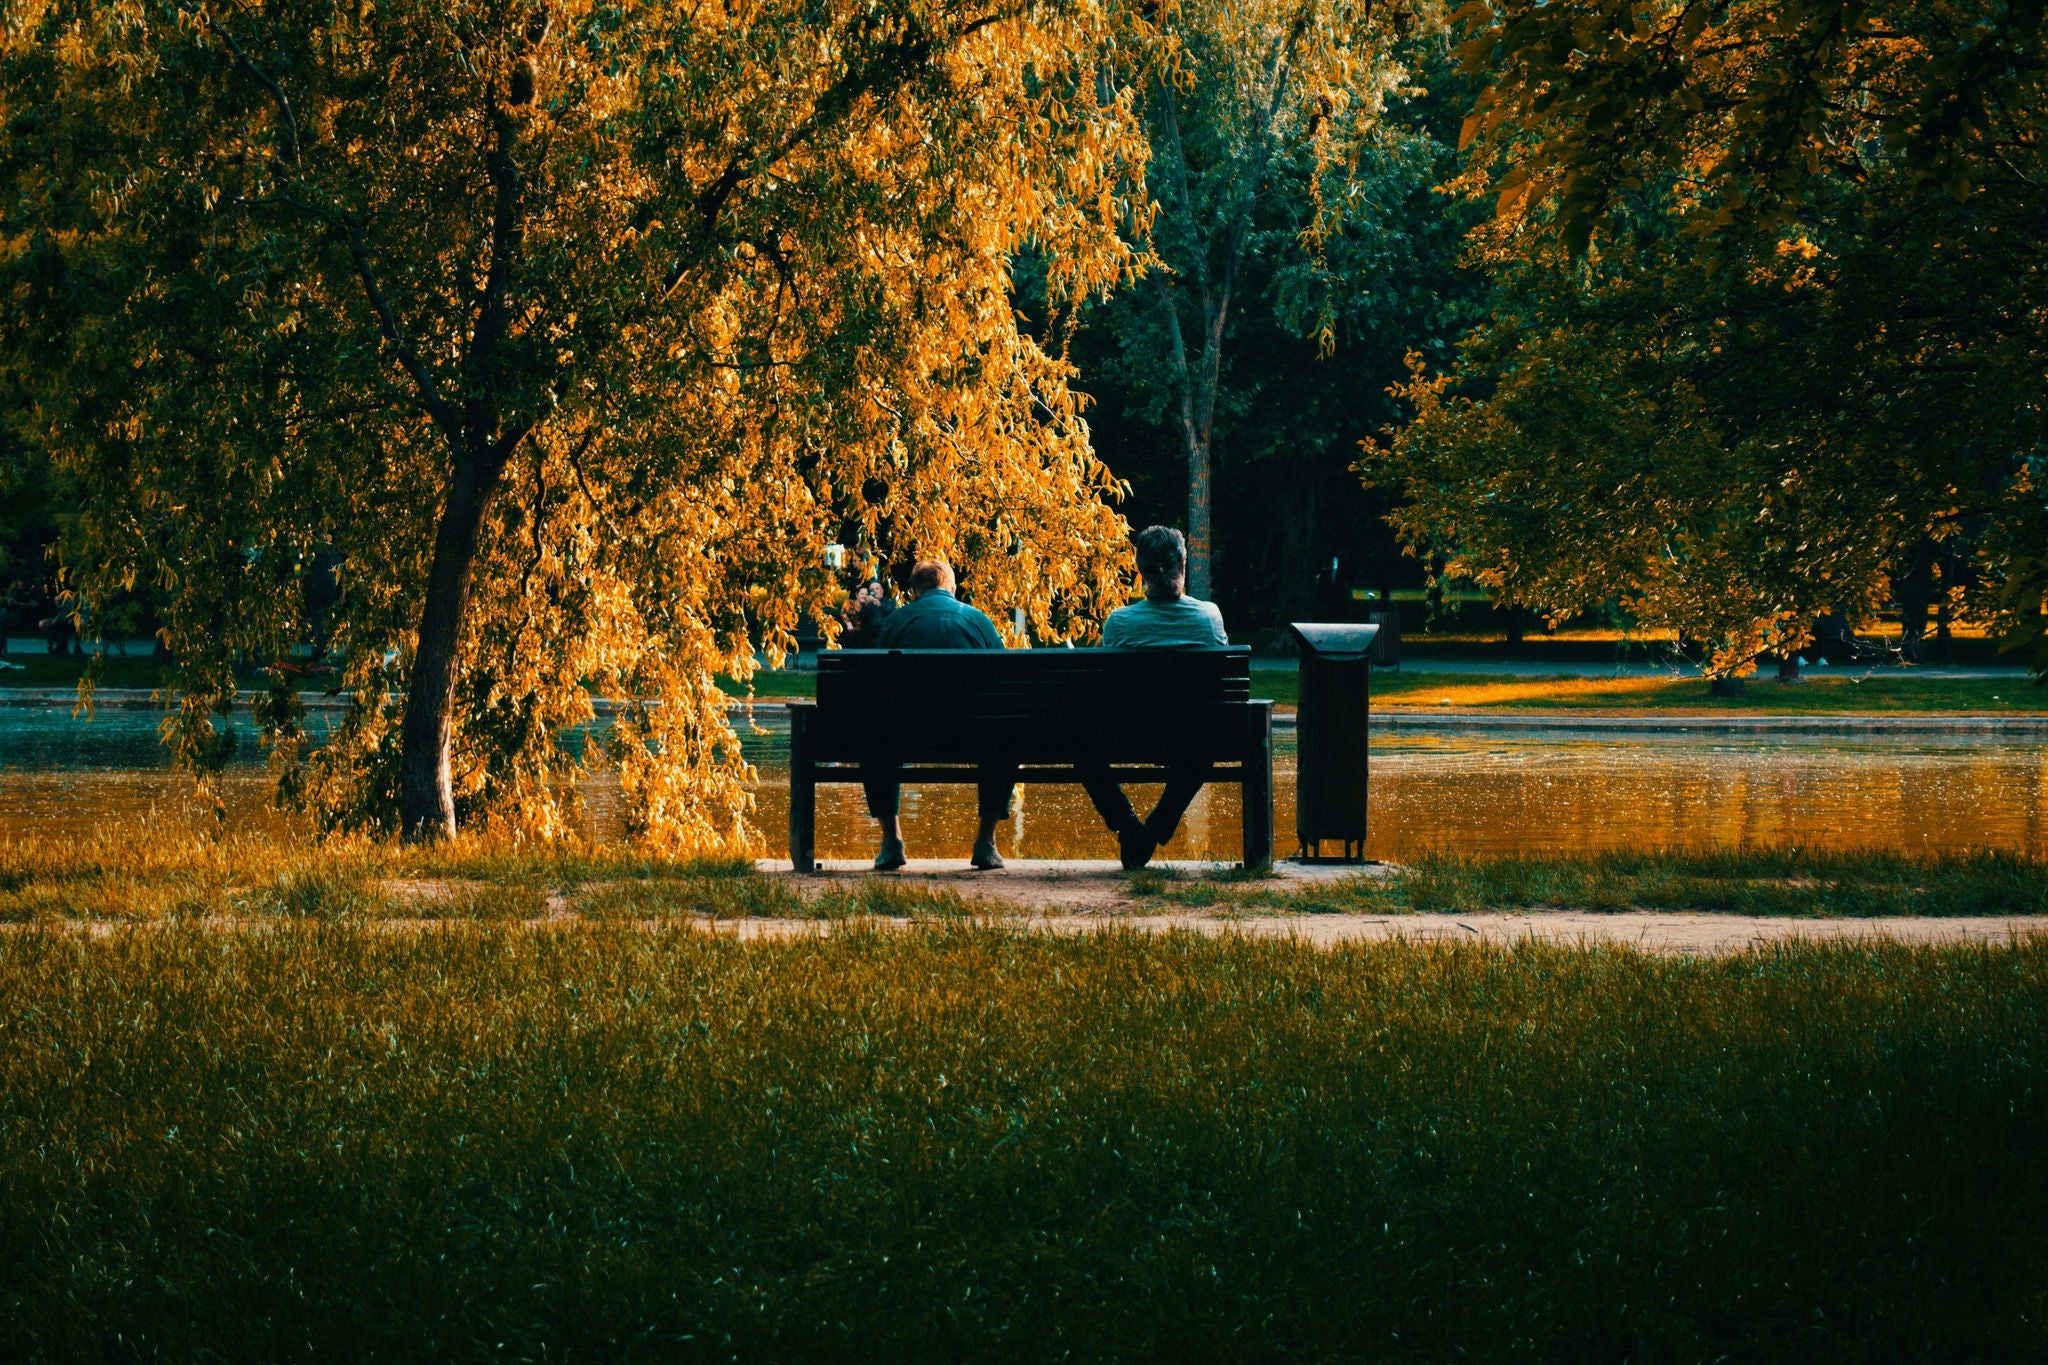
<box><xmin>970</xmin><ymin>838</ymin><xmax>1005</xmax><ymax>871</ymax></box>
<box><xmin>1118</xmin><ymin>824</ymin><xmax>1156</xmax><ymax>872</ymax></box>
<box><xmin>873</xmin><ymin>838</ymin><xmax>906</xmax><ymax>872</ymax></box>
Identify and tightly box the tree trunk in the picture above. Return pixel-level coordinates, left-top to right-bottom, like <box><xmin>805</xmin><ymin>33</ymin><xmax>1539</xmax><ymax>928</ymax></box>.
<box><xmin>1186</xmin><ymin>428</ymin><xmax>1214</xmax><ymax>600</ymax></box>
<box><xmin>1777</xmin><ymin>615</ymin><xmax>1810</xmax><ymax>682</ymax></box>
<box><xmin>1895</xmin><ymin>541</ymin><xmax>1935</xmax><ymax>663</ymax></box>
<box><xmin>399</xmin><ymin>454</ymin><xmax>506</xmax><ymax>842</ymax></box>
<box><xmin>1279</xmin><ymin>464</ymin><xmax>1319</xmax><ymax>626</ymax></box>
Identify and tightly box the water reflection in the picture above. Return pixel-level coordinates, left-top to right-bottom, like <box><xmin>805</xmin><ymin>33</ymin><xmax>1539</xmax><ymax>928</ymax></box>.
<box><xmin>4</xmin><ymin>703</ymin><xmax>2043</xmax><ymax>858</ymax></box>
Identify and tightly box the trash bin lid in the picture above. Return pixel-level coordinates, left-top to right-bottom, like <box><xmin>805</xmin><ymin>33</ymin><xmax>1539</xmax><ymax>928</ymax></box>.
<box><xmin>1286</xmin><ymin>622</ymin><xmax>1380</xmax><ymax>659</ymax></box>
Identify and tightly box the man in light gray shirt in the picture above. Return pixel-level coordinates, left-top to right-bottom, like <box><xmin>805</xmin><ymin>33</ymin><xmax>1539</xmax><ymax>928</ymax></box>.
<box><xmin>1100</xmin><ymin>566</ymin><xmax>1229</xmax><ymax>649</ymax></box>
<box><xmin>1087</xmin><ymin>526</ymin><xmax>1227</xmax><ymax>869</ymax></box>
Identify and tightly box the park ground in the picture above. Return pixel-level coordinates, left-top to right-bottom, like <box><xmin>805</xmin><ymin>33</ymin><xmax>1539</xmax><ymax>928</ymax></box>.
<box><xmin>2</xmin><ymin>839</ymin><xmax>2044</xmax><ymax>1360</ymax></box>
<box><xmin>6</xmin><ymin>649</ymin><xmax>2044</xmax><ymax>715</ymax></box>
<box><xmin>6</xmin><ymin>717</ymin><xmax>2045</xmax><ymax>1357</ymax></box>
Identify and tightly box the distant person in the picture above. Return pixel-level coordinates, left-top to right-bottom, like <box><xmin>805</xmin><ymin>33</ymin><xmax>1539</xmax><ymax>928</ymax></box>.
<box><xmin>1086</xmin><ymin>525</ymin><xmax>1227</xmax><ymax>869</ymax></box>
<box><xmin>864</xmin><ymin>560</ymin><xmax>1015</xmax><ymax>872</ymax></box>
<box><xmin>837</xmin><ymin>578</ymin><xmax>895</xmax><ymax>649</ymax></box>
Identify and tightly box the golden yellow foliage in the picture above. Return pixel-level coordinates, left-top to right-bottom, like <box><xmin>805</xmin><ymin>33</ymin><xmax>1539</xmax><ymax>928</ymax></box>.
<box><xmin>3</xmin><ymin>0</ymin><xmax>1161</xmax><ymax>849</ymax></box>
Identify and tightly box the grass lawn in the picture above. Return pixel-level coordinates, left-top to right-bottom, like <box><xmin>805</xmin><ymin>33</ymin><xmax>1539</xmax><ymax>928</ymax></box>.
<box><xmin>738</xmin><ymin>665</ymin><xmax>2044</xmax><ymax>713</ymax></box>
<box><xmin>0</xmin><ymin>652</ymin><xmax>825</xmax><ymax>700</ymax></box>
<box><xmin>0</xmin><ymin>652</ymin><xmax>178</xmax><ymax>691</ymax></box>
<box><xmin>10</xmin><ymin>652</ymin><xmax>2040</xmax><ymax>715</ymax></box>
<box><xmin>1</xmin><ymin>920</ymin><xmax>2042</xmax><ymax>1360</ymax></box>
<box><xmin>1125</xmin><ymin>847</ymin><xmax>2048</xmax><ymax>917</ymax></box>
<box><xmin>1251</xmin><ymin>666</ymin><xmax>2047</xmax><ymax>713</ymax></box>
<box><xmin>7</xmin><ymin>834</ymin><xmax>2047</xmax><ymax>924</ymax></box>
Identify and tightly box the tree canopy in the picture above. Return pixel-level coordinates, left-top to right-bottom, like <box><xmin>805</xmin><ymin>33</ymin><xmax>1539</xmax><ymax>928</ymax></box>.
<box><xmin>1069</xmin><ymin>0</ymin><xmax>1474</xmax><ymax>618</ymax></box>
<box><xmin>2</xmin><ymin>0</ymin><xmax>1155</xmax><ymax>843</ymax></box>
<box><xmin>1371</xmin><ymin>0</ymin><xmax>2046</xmax><ymax>671</ymax></box>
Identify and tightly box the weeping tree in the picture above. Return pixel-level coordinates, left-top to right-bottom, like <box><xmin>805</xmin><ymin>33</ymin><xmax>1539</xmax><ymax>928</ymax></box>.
<box><xmin>1</xmin><ymin>0</ymin><xmax>1155</xmax><ymax>845</ymax></box>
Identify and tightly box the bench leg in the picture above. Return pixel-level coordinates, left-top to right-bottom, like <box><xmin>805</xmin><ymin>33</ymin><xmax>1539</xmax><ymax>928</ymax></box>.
<box><xmin>788</xmin><ymin>704</ymin><xmax>817</xmax><ymax>873</ymax></box>
<box><xmin>1243</xmin><ymin>701</ymin><xmax>1273</xmax><ymax>869</ymax></box>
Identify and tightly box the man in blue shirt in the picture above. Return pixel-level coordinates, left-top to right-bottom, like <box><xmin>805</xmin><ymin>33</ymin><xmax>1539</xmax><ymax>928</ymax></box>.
<box><xmin>1087</xmin><ymin>526</ymin><xmax>1227</xmax><ymax>869</ymax></box>
<box><xmin>864</xmin><ymin>560</ymin><xmax>1014</xmax><ymax>871</ymax></box>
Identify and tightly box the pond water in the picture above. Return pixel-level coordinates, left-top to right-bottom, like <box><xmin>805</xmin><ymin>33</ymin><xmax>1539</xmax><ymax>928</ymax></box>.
<box><xmin>3</xmin><ymin>703</ymin><xmax>2044</xmax><ymax>859</ymax></box>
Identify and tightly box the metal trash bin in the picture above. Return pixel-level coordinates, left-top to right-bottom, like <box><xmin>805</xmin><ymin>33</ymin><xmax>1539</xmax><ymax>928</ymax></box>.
<box><xmin>1286</xmin><ymin>622</ymin><xmax>1379</xmax><ymax>862</ymax></box>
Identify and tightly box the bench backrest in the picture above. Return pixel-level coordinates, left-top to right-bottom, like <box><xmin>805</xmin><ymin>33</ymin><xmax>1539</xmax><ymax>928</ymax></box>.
<box><xmin>810</xmin><ymin>647</ymin><xmax>1256</xmax><ymax>765</ymax></box>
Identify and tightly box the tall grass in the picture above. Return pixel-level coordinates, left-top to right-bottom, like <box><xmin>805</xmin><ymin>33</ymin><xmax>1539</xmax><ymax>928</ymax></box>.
<box><xmin>0</xmin><ymin>830</ymin><xmax>1003</xmax><ymax>923</ymax></box>
<box><xmin>1125</xmin><ymin>847</ymin><xmax>2048</xmax><ymax>917</ymax></box>
<box><xmin>7</xmin><ymin>831</ymin><xmax>2048</xmax><ymax>921</ymax></box>
<box><xmin>0</xmin><ymin>924</ymin><xmax>2041</xmax><ymax>1360</ymax></box>
<box><xmin>1389</xmin><ymin>846</ymin><xmax>2048</xmax><ymax>915</ymax></box>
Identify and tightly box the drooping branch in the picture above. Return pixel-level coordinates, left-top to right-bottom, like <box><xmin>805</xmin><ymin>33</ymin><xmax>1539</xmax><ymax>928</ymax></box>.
<box><xmin>666</xmin><ymin>7</ymin><xmax>1021</xmax><ymax>291</ymax></box>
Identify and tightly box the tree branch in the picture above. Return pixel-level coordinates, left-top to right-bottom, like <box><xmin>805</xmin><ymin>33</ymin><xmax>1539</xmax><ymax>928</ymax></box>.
<box><xmin>337</xmin><ymin>213</ymin><xmax>464</xmax><ymax>449</ymax></box>
<box><xmin>664</xmin><ymin>6</ymin><xmax>1019</xmax><ymax>291</ymax></box>
<box><xmin>466</xmin><ymin>104</ymin><xmax>529</xmax><ymax>465</ymax></box>
<box><xmin>202</xmin><ymin>8</ymin><xmax>303</xmax><ymax>165</ymax></box>
<box><xmin>1149</xmin><ymin>268</ymin><xmax>1201</xmax><ymax>458</ymax></box>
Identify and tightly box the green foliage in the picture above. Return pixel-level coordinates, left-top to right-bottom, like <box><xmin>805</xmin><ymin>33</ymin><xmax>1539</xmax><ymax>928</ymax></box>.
<box><xmin>1374</xmin><ymin>0</ymin><xmax>2048</xmax><ymax>675</ymax></box>
<box><xmin>1</xmin><ymin>924</ymin><xmax>2043</xmax><ymax>1357</ymax></box>
<box><xmin>1072</xmin><ymin>19</ymin><xmax>1478</xmax><ymax>624</ymax></box>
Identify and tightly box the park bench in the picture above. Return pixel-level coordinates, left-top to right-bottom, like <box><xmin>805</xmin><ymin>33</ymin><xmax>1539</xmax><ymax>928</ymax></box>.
<box><xmin>787</xmin><ymin>647</ymin><xmax>1273</xmax><ymax>871</ymax></box>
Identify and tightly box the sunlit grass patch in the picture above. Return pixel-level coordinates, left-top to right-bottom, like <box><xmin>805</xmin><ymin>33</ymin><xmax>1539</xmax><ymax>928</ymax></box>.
<box><xmin>812</xmin><ymin>878</ymin><xmax>990</xmax><ymax>919</ymax></box>
<box><xmin>377</xmin><ymin>880</ymin><xmax>553</xmax><ymax>920</ymax></box>
<box><xmin>0</xmin><ymin>877</ymin><xmax>220</xmax><ymax>924</ymax></box>
<box><xmin>1388</xmin><ymin>847</ymin><xmax>2048</xmax><ymax>917</ymax></box>
<box><xmin>6</xmin><ymin>831</ymin><xmax>2045</xmax><ymax>924</ymax></box>
<box><xmin>0</xmin><ymin>923</ymin><xmax>2041</xmax><ymax>1358</ymax></box>
<box><xmin>233</xmin><ymin>868</ymin><xmax>401</xmax><ymax>920</ymax></box>
<box><xmin>1130</xmin><ymin>865</ymin><xmax>1401</xmax><ymax>914</ymax></box>
<box><xmin>0</xmin><ymin>830</ymin><xmax>767</xmax><ymax>921</ymax></box>
<box><xmin>1356</xmin><ymin>670</ymin><xmax>2047</xmax><ymax>713</ymax></box>
<box><xmin>1111</xmin><ymin>849</ymin><xmax>2048</xmax><ymax>919</ymax></box>
<box><xmin>576</xmin><ymin>871</ymin><xmax>806</xmax><ymax>920</ymax></box>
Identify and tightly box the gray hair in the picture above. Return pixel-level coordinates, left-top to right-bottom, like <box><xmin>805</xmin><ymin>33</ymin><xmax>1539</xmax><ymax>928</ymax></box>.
<box><xmin>1134</xmin><ymin>526</ymin><xmax>1187</xmax><ymax>584</ymax></box>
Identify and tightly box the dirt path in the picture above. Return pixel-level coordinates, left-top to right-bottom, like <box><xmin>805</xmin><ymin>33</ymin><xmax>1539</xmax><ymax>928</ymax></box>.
<box><xmin>723</xmin><ymin>859</ymin><xmax>2048</xmax><ymax>955</ymax></box>
<box><xmin>761</xmin><ymin>857</ymin><xmax>1388</xmax><ymax>914</ymax></box>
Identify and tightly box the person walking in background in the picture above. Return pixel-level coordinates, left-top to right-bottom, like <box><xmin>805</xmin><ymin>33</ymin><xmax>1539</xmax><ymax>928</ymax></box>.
<box><xmin>837</xmin><ymin>578</ymin><xmax>895</xmax><ymax>649</ymax></box>
<box><xmin>863</xmin><ymin>560</ymin><xmax>1015</xmax><ymax>872</ymax></box>
<box><xmin>1087</xmin><ymin>526</ymin><xmax>1228</xmax><ymax>869</ymax></box>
